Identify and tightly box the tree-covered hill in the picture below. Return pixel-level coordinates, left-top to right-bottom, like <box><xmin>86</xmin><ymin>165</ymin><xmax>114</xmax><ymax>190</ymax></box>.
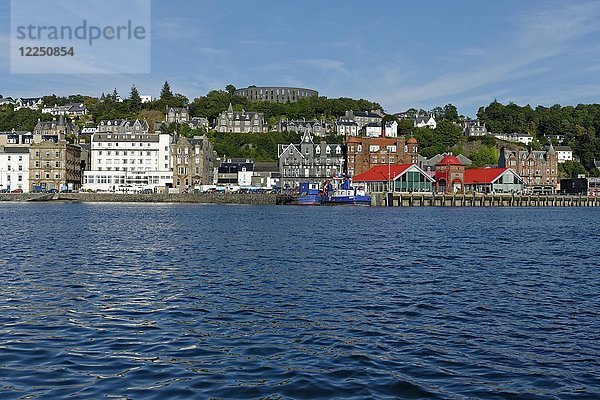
<box><xmin>477</xmin><ymin>101</ymin><xmax>600</xmax><ymax>172</ymax></box>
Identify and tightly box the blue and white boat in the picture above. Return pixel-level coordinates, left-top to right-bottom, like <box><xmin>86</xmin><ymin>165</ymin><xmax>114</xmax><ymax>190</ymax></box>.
<box><xmin>322</xmin><ymin>178</ymin><xmax>371</xmax><ymax>206</ymax></box>
<box><xmin>295</xmin><ymin>182</ymin><xmax>324</xmax><ymax>205</ymax></box>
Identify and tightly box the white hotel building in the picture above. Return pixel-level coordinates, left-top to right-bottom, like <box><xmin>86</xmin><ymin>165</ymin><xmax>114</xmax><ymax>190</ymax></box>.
<box><xmin>82</xmin><ymin>119</ymin><xmax>173</xmax><ymax>192</ymax></box>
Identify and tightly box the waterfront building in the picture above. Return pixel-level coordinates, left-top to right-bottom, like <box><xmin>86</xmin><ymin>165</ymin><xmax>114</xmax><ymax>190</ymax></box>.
<box><xmin>463</xmin><ymin>168</ymin><xmax>524</xmax><ymax>194</ymax></box>
<box><xmin>414</xmin><ymin>114</ymin><xmax>437</xmax><ymax>129</ymax></box>
<box><xmin>166</xmin><ymin>106</ymin><xmax>189</xmax><ymax>124</ymax></box>
<box><xmin>251</xmin><ymin>162</ymin><xmax>280</xmax><ymax>188</ymax></box>
<box><xmin>171</xmin><ymin>135</ymin><xmax>215</xmax><ymax>192</ymax></box>
<box><xmin>346</xmin><ymin>136</ymin><xmax>419</xmax><ymax>177</ymax></box>
<box><xmin>29</xmin><ymin>138</ymin><xmax>82</xmax><ymax>192</ymax></box>
<box><xmin>277</xmin><ymin>131</ymin><xmax>344</xmax><ymax>189</ymax></box>
<box><xmin>82</xmin><ymin>119</ymin><xmax>172</xmax><ymax>192</ymax></box>
<box><xmin>353</xmin><ymin>164</ymin><xmax>434</xmax><ymax>193</ymax></box>
<box><xmin>419</xmin><ymin>153</ymin><xmax>472</xmax><ymax>173</ymax></box>
<box><xmin>498</xmin><ymin>145</ymin><xmax>558</xmax><ymax>194</ymax></box>
<box><xmin>0</xmin><ymin>147</ymin><xmax>30</xmax><ymax>192</ymax></box>
<box><xmin>234</xmin><ymin>86</ymin><xmax>318</xmax><ymax>103</ymax></box>
<box><xmin>555</xmin><ymin>146</ymin><xmax>573</xmax><ymax>163</ymax></box>
<box><xmin>434</xmin><ymin>154</ymin><xmax>465</xmax><ymax>193</ymax></box>
<box><xmin>216</xmin><ymin>158</ymin><xmax>254</xmax><ymax>187</ymax></box>
<box><xmin>216</xmin><ymin>103</ymin><xmax>268</xmax><ymax>133</ymax></box>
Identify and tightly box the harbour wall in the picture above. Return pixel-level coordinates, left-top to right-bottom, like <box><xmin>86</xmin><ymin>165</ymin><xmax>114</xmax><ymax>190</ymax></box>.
<box><xmin>372</xmin><ymin>192</ymin><xmax>600</xmax><ymax>207</ymax></box>
<box><xmin>1</xmin><ymin>192</ymin><xmax>599</xmax><ymax>207</ymax></box>
<box><xmin>0</xmin><ymin>192</ymin><xmax>277</xmax><ymax>205</ymax></box>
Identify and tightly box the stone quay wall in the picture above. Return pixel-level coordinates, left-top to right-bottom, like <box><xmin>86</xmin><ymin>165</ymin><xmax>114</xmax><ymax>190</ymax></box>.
<box><xmin>0</xmin><ymin>193</ymin><xmax>277</xmax><ymax>205</ymax></box>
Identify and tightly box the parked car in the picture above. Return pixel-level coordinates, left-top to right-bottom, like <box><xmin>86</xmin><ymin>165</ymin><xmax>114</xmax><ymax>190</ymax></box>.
<box><xmin>11</xmin><ymin>189</ymin><xmax>23</xmax><ymax>193</ymax></box>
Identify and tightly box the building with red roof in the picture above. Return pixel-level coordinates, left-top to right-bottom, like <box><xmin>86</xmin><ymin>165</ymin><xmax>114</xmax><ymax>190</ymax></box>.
<box><xmin>434</xmin><ymin>154</ymin><xmax>465</xmax><ymax>193</ymax></box>
<box><xmin>352</xmin><ymin>164</ymin><xmax>434</xmax><ymax>193</ymax></box>
<box><xmin>464</xmin><ymin>167</ymin><xmax>524</xmax><ymax>194</ymax></box>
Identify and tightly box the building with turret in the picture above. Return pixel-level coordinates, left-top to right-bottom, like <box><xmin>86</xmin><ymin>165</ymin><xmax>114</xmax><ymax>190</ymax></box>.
<box><xmin>216</xmin><ymin>103</ymin><xmax>268</xmax><ymax>133</ymax></box>
<box><xmin>498</xmin><ymin>145</ymin><xmax>558</xmax><ymax>194</ymax></box>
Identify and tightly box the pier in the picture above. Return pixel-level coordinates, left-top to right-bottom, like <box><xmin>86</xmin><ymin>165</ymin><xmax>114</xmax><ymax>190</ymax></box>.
<box><xmin>373</xmin><ymin>192</ymin><xmax>600</xmax><ymax>207</ymax></box>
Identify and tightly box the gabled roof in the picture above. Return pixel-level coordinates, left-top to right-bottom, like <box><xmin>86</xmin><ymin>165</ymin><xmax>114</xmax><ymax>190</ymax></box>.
<box><xmin>353</xmin><ymin>164</ymin><xmax>433</xmax><ymax>182</ymax></box>
<box><xmin>555</xmin><ymin>146</ymin><xmax>572</xmax><ymax>152</ymax></box>
<box><xmin>464</xmin><ymin>168</ymin><xmax>522</xmax><ymax>184</ymax></box>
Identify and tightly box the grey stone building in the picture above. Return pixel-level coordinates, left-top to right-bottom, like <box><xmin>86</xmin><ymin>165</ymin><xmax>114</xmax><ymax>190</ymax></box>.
<box><xmin>97</xmin><ymin>119</ymin><xmax>149</xmax><ymax>134</ymax></box>
<box><xmin>171</xmin><ymin>135</ymin><xmax>216</xmax><ymax>192</ymax></box>
<box><xmin>166</xmin><ymin>106</ymin><xmax>189</xmax><ymax>124</ymax></box>
<box><xmin>278</xmin><ymin>131</ymin><xmax>344</xmax><ymax>189</ymax></box>
<box><xmin>216</xmin><ymin>103</ymin><xmax>268</xmax><ymax>133</ymax></box>
<box><xmin>234</xmin><ymin>86</ymin><xmax>318</xmax><ymax>103</ymax></box>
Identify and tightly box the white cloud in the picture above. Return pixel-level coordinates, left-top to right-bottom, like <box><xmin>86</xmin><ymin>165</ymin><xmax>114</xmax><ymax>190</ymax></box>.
<box><xmin>374</xmin><ymin>1</ymin><xmax>600</xmax><ymax>114</ymax></box>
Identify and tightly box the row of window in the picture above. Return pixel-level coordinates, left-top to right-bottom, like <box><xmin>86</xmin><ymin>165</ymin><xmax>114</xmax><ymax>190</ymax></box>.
<box><xmin>95</xmin><ymin>142</ymin><xmax>154</xmax><ymax>148</ymax></box>
<box><xmin>97</xmin><ymin>150</ymin><xmax>158</xmax><ymax>156</ymax></box>
<box><xmin>98</xmin><ymin>159</ymin><xmax>153</xmax><ymax>165</ymax></box>
<box><xmin>3</xmin><ymin>174</ymin><xmax>23</xmax><ymax>182</ymax></box>
<box><xmin>33</xmin><ymin>151</ymin><xmax>61</xmax><ymax>158</ymax></box>
<box><xmin>33</xmin><ymin>172</ymin><xmax>60</xmax><ymax>180</ymax></box>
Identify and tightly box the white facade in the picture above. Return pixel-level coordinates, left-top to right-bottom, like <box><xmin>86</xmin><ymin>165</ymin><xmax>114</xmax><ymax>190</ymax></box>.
<box><xmin>414</xmin><ymin>115</ymin><xmax>437</xmax><ymax>129</ymax></box>
<box><xmin>556</xmin><ymin>146</ymin><xmax>573</xmax><ymax>163</ymax></box>
<box><xmin>494</xmin><ymin>133</ymin><xmax>533</xmax><ymax>145</ymax></box>
<box><xmin>0</xmin><ymin>149</ymin><xmax>30</xmax><ymax>192</ymax></box>
<box><xmin>140</xmin><ymin>95</ymin><xmax>152</xmax><ymax>103</ymax></box>
<box><xmin>83</xmin><ymin>129</ymin><xmax>174</xmax><ymax>192</ymax></box>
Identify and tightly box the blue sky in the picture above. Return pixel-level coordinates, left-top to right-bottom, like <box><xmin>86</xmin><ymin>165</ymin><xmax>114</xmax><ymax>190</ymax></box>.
<box><xmin>1</xmin><ymin>0</ymin><xmax>600</xmax><ymax>117</ymax></box>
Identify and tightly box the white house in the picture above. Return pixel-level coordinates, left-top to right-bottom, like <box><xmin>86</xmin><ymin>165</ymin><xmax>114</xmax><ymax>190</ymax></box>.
<box><xmin>0</xmin><ymin>147</ymin><xmax>30</xmax><ymax>192</ymax></box>
<box><xmin>555</xmin><ymin>146</ymin><xmax>573</xmax><ymax>163</ymax></box>
<box><xmin>414</xmin><ymin>114</ymin><xmax>437</xmax><ymax>129</ymax></box>
<box><xmin>336</xmin><ymin>118</ymin><xmax>359</xmax><ymax>136</ymax></box>
<box><xmin>14</xmin><ymin>97</ymin><xmax>43</xmax><ymax>111</ymax></box>
<box><xmin>494</xmin><ymin>132</ymin><xmax>533</xmax><ymax>145</ymax></box>
<box><xmin>140</xmin><ymin>95</ymin><xmax>152</xmax><ymax>103</ymax></box>
<box><xmin>82</xmin><ymin>120</ymin><xmax>173</xmax><ymax>192</ymax></box>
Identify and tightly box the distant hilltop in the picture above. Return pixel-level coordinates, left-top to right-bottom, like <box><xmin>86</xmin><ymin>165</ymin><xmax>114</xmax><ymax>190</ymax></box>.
<box><xmin>234</xmin><ymin>86</ymin><xmax>318</xmax><ymax>104</ymax></box>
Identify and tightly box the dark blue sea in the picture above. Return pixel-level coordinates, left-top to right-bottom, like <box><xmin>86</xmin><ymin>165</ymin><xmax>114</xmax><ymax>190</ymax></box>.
<box><xmin>0</xmin><ymin>203</ymin><xmax>598</xmax><ymax>399</ymax></box>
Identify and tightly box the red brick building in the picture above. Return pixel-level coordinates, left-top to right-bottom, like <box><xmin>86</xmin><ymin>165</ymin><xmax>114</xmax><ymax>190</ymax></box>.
<box><xmin>434</xmin><ymin>154</ymin><xmax>465</xmax><ymax>193</ymax></box>
<box><xmin>346</xmin><ymin>136</ymin><xmax>419</xmax><ymax>177</ymax></box>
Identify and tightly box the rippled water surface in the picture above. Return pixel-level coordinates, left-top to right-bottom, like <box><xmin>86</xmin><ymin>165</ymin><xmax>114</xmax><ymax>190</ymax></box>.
<box><xmin>0</xmin><ymin>203</ymin><xmax>599</xmax><ymax>399</ymax></box>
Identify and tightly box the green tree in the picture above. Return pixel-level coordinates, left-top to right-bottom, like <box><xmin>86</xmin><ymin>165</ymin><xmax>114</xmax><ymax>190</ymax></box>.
<box><xmin>129</xmin><ymin>85</ymin><xmax>142</xmax><ymax>111</ymax></box>
<box><xmin>559</xmin><ymin>161</ymin><xmax>587</xmax><ymax>178</ymax></box>
<box><xmin>226</xmin><ymin>84</ymin><xmax>236</xmax><ymax>95</ymax></box>
<box><xmin>160</xmin><ymin>81</ymin><xmax>173</xmax><ymax>100</ymax></box>
<box><xmin>468</xmin><ymin>146</ymin><xmax>499</xmax><ymax>167</ymax></box>
<box><xmin>443</xmin><ymin>104</ymin><xmax>459</xmax><ymax>121</ymax></box>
